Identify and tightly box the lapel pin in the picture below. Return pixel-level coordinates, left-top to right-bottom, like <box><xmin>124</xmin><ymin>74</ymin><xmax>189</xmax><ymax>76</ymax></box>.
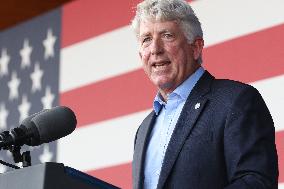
<box><xmin>195</xmin><ymin>103</ymin><xmax>201</xmax><ymax>110</ymax></box>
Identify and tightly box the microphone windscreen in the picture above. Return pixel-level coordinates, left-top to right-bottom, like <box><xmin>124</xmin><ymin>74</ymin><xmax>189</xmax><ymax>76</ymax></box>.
<box><xmin>20</xmin><ymin>109</ymin><xmax>49</xmax><ymax>146</ymax></box>
<box><xmin>20</xmin><ymin>109</ymin><xmax>48</xmax><ymax>128</ymax></box>
<box><xmin>31</xmin><ymin>106</ymin><xmax>77</xmax><ymax>144</ymax></box>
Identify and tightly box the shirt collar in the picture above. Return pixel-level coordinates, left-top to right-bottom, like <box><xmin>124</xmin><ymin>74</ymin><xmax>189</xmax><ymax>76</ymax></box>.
<box><xmin>153</xmin><ymin>67</ymin><xmax>205</xmax><ymax>115</ymax></box>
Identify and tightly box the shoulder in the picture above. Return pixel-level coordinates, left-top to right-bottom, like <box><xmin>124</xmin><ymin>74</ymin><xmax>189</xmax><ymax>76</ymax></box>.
<box><xmin>211</xmin><ymin>78</ymin><xmax>253</xmax><ymax>95</ymax></box>
<box><xmin>197</xmin><ymin>71</ymin><xmax>259</xmax><ymax>100</ymax></box>
<box><xmin>197</xmin><ymin>72</ymin><xmax>267</xmax><ymax>116</ymax></box>
<box><xmin>209</xmin><ymin>78</ymin><xmax>261</xmax><ymax>105</ymax></box>
<box><xmin>208</xmin><ymin>78</ymin><xmax>269</xmax><ymax>119</ymax></box>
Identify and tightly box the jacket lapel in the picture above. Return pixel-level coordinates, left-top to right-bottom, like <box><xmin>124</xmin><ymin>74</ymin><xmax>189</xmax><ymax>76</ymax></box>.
<box><xmin>133</xmin><ymin>111</ymin><xmax>157</xmax><ymax>189</ymax></box>
<box><xmin>157</xmin><ymin>71</ymin><xmax>214</xmax><ymax>189</ymax></box>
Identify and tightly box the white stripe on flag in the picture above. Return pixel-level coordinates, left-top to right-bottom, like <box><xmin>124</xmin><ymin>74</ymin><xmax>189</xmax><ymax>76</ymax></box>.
<box><xmin>60</xmin><ymin>26</ymin><xmax>140</xmax><ymax>92</ymax></box>
<box><xmin>57</xmin><ymin>109</ymin><xmax>151</xmax><ymax>171</ymax></box>
<box><xmin>193</xmin><ymin>0</ymin><xmax>284</xmax><ymax>46</ymax></box>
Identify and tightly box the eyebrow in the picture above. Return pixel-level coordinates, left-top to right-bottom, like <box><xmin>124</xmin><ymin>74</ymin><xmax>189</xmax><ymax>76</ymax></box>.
<box><xmin>159</xmin><ymin>29</ymin><xmax>172</xmax><ymax>34</ymax></box>
<box><xmin>140</xmin><ymin>29</ymin><xmax>173</xmax><ymax>38</ymax></box>
<box><xmin>139</xmin><ymin>33</ymin><xmax>150</xmax><ymax>39</ymax></box>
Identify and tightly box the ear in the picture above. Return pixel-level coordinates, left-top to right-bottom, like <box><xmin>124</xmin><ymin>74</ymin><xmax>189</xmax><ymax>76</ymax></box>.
<box><xmin>192</xmin><ymin>37</ymin><xmax>204</xmax><ymax>60</ymax></box>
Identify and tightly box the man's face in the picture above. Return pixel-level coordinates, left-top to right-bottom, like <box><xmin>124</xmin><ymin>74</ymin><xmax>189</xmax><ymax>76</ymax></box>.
<box><xmin>138</xmin><ymin>20</ymin><xmax>203</xmax><ymax>97</ymax></box>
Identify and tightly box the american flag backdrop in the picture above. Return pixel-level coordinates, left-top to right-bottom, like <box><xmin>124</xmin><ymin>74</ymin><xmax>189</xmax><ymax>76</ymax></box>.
<box><xmin>0</xmin><ymin>9</ymin><xmax>60</xmax><ymax>172</ymax></box>
<box><xmin>0</xmin><ymin>0</ymin><xmax>284</xmax><ymax>188</ymax></box>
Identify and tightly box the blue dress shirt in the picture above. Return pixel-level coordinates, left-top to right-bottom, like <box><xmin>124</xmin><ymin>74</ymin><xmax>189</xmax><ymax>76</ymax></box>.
<box><xmin>143</xmin><ymin>67</ymin><xmax>205</xmax><ymax>189</ymax></box>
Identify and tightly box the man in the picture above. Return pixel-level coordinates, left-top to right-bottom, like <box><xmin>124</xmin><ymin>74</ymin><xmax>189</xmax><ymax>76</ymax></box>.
<box><xmin>131</xmin><ymin>0</ymin><xmax>278</xmax><ymax>189</ymax></box>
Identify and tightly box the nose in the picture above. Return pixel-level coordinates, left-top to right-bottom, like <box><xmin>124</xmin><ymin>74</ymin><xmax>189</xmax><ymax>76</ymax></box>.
<box><xmin>150</xmin><ymin>38</ymin><xmax>164</xmax><ymax>55</ymax></box>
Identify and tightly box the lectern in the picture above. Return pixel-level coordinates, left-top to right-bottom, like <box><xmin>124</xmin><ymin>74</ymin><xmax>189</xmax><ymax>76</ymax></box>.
<box><xmin>0</xmin><ymin>162</ymin><xmax>120</xmax><ymax>189</ymax></box>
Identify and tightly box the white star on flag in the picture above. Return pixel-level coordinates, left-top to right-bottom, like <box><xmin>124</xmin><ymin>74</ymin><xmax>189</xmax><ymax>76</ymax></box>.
<box><xmin>41</xmin><ymin>86</ymin><xmax>55</xmax><ymax>109</ymax></box>
<box><xmin>0</xmin><ymin>103</ymin><xmax>9</xmax><ymax>130</ymax></box>
<box><xmin>30</xmin><ymin>63</ymin><xmax>44</xmax><ymax>93</ymax></box>
<box><xmin>43</xmin><ymin>28</ymin><xmax>57</xmax><ymax>60</ymax></box>
<box><xmin>19</xmin><ymin>39</ymin><xmax>33</xmax><ymax>69</ymax></box>
<box><xmin>0</xmin><ymin>48</ymin><xmax>10</xmax><ymax>77</ymax></box>
<box><xmin>18</xmin><ymin>95</ymin><xmax>31</xmax><ymax>122</ymax></box>
<box><xmin>39</xmin><ymin>144</ymin><xmax>53</xmax><ymax>163</ymax></box>
<box><xmin>8</xmin><ymin>71</ymin><xmax>21</xmax><ymax>100</ymax></box>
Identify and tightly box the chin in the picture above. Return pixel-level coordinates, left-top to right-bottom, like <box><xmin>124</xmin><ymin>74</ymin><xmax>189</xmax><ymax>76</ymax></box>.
<box><xmin>156</xmin><ymin>81</ymin><xmax>174</xmax><ymax>91</ymax></box>
<box><xmin>151</xmin><ymin>75</ymin><xmax>174</xmax><ymax>87</ymax></box>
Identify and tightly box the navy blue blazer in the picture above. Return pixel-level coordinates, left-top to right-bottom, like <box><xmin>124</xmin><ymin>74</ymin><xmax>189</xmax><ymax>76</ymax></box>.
<box><xmin>133</xmin><ymin>71</ymin><xmax>278</xmax><ymax>189</ymax></box>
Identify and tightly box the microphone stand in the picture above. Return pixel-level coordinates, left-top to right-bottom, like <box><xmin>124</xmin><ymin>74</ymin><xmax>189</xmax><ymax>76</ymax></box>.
<box><xmin>9</xmin><ymin>145</ymin><xmax>31</xmax><ymax>167</ymax></box>
<box><xmin>0</xmin><ymin>131</ymin><xmax>32</xmax><ymax>170</ymax></box>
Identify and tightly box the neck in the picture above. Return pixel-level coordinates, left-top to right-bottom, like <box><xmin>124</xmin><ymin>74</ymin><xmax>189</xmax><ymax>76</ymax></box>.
<box><xmin>158</xmin><ymin>65</ymin><xmax>201</xmax><ymax>102</ymax></box>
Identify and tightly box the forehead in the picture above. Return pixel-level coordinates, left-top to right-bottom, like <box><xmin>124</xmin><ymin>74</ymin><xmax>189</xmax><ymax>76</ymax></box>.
<box><xmin>139</xmin><ymin>20</ymin><xmax>182</xmax><ymax>36</ymax></box>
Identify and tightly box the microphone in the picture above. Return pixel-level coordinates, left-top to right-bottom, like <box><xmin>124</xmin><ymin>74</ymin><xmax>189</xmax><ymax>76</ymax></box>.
<box><xmin>0</xmin><ymin>106</ymin><xmax>77</xmax><ymax>149</ymax></box>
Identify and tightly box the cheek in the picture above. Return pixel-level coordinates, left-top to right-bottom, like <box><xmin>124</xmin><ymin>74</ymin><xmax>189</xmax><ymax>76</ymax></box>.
<box><xmin>165</xmin><ymin>45</ymin><xmax>180</xmax><ymax>60</ymax></box>
<box><xmin>139</xmin><ymin>49</ymin><xmax>151</xmax><ymax>73</ymax></box>
<box><xmin>141</xmin><ymin>49</ymin><xmax>150</xmax><ymax>59</ymax></box>
<box><xmin>139</xmin><ymin>49</ymin><xmax>150</xmax><ymax>64</ymax></box>
<box><xmin>168</xmin><ymin>46</ymin><xmax>189</xmax><ymax>65</ymax></box>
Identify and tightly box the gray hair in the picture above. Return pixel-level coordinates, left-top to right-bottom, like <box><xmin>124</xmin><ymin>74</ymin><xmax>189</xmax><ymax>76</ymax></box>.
<box><xmin>131</xmin><ymin>0</ymin><xmax>203</xmax><ymax>43</ymax></box>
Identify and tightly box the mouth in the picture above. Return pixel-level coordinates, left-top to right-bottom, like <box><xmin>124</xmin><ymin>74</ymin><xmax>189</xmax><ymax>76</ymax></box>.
<box><xmin>152</xmin><ymin>61</ymin><xmax>171</xmax><ymax>69</ymax></box>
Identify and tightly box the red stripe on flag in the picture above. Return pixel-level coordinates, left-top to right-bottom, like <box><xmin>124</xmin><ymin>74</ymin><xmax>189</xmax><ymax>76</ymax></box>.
<box><xmin>276</xmin><ymin>131</ymin><xmax>284</xmax><ymax>182</ymax></box>
<box><xmin>86</xmin><ymin>162</ymin><xmax>132</xmax><ymax>189</ymax></box>
<box><xmin>203</xmin><ymin>24</ymin><xmax>284</xmax><ymax>83</ymax></box>
<box><xmin>62</xmin><ymin>0</ymin><xmax>195</xmax><ymax>48</ymax></box>
<box><xmin>60</xmin><ymin>69</ymin><xmax>156</xmax><ymax>127</ymax></box>
<box><xmin>62</xmin><ymin>0</ymin><xmax>140</xmax><ymax>47</ymax></box>
<box><xmin>85</xmin><ymin>131</ymin><xmax>284</xmax><ymax>189</ymax></box>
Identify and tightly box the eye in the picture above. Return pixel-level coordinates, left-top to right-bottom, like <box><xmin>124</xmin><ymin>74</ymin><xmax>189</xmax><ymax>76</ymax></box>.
<box><xmin>163</xmin><ymin>33</ymin><xmax>174</xmax><ymax>40</ymax></box>
<box><xmin>142</xmin><ymin>37</ymin><xmax>152</xmax><ymax>43</ymax></box>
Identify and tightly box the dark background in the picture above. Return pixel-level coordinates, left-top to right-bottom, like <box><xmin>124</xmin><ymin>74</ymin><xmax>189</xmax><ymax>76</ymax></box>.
<box><xmin>0</xmin><ymin>0</ymin><xmax>73</xmax><ymax>31</ymax></box>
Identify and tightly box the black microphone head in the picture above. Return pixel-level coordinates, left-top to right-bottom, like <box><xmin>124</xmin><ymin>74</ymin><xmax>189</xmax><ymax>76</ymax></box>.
<box><xmin>30</xmin><ymin>106</ymin><xmax>77</xmax><ymax>144</ymax></box>
<box><xmin>21</xmin><ymin>109</ymin><xmax>48</xmax><ymax>127</ymax></box>
<box><xmin>19</xmin><ymin>109</ymin><xmax>49</xmax><ymax>146</ymax></box>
